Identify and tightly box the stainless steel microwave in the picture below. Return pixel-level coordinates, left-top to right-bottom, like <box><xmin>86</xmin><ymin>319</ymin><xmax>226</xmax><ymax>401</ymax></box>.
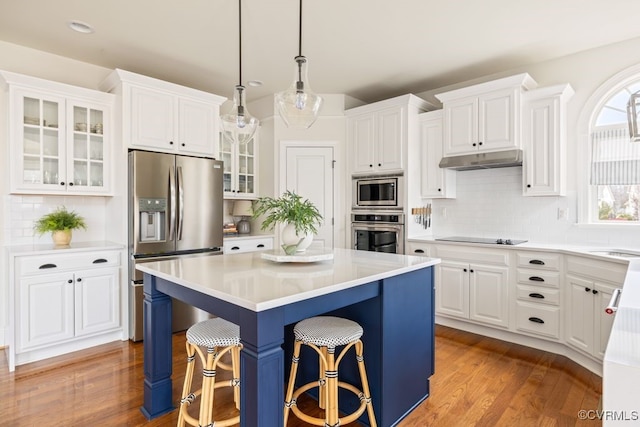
<box><xmin>352</xmin><ymin>175</ymin><xmax>403</xmax><ymax>209</ymax></box>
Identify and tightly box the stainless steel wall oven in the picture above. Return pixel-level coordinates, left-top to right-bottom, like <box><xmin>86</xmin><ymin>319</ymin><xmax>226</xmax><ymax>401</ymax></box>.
<box><xmin>351</xmin><ymin>212</ymin><xmax>404</xmax><ymax>254</ymax></box>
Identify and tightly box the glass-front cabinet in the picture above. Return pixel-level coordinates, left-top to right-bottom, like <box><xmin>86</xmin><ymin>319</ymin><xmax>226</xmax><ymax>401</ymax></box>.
<box><xmin>9</xmin><ymin>83</ymin><xmax>112</xmax><ymax>195</ymax></box>
<box><xmin>220</xmin><ymin>134</ymin><xmax>257</xmax><ymax>199</ymax></box>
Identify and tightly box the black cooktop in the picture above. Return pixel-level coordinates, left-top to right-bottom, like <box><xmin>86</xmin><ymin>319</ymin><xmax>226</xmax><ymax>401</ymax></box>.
<box><xmin>435</xmin><ymin>236</ymin><xmax>528</xmax><ymax>246</ymax></box>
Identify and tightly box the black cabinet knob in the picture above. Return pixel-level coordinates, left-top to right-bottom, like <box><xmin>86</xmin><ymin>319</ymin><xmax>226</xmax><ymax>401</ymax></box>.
<box><xmin>478</xmin><ymin>142</ymin><xmax>483</xmax><ymax>146</ymax></box>
<box><xmin>438</xmin><ymin>188</ymin><xmax>441</xmax><ymax>192</ymax></box>
<box><xmin>169</xmin><ymin>141</ymin><xmax>174</xmax><ymax>145</ymax></box>
<box><xmin>592</xmin><ymin>289</ymin><xmax>598</xmax><ymax>295</ymax></box>
<box><xmin>67</xmin><ymin>279</ymin><xmax>73</xmax><ymax>284</ymax></box>
<box><xmin>77</xmin><ymin>278</ymin><xmax>82</xmax><ymax>282</ymax></box>
<box><xmin>585</xmin><ymin>287</ymin><xmax>591</xmax><ymax>292</ymax></box>
<box><xmin>378</xmin><ymin>163</ymin><xmax>382</xmax><ymax>167</ymax></box>
<box><xmin>472</xmin><ymin>143</ymin><xmax>477</xmax><ymax>147</ymax></box>
<box><xmin>470</xmin><ymin>269</ymin><xmax>474</xmax><ymax>273</ymax></box>
<box><xmin>60</xmin><ymin>182</ymin><xmax>65</xmax><ymax>186</ymax></box>
<box><xmin>369</xmin><ymin>164</ymin><xmax>373</xmax><ymax>167</ymax></box>
<box><xmin>181</xmin><ymin>143</ymin><xmax>185</xmax><ymax>147</ymax></box>
<box><xmin>463</xmin><ymin>268</ymin><xmax>467</xmax><ymax>272</ymax></box>
<box><xmin>527</xmin><ymin>184</ymin><xmax>531</xmax><ymax>188</ymax></box>
<box><xmin>69</xmin><ymin>182</ymin><xmax>74</xmax><ymax>186</ymax></box>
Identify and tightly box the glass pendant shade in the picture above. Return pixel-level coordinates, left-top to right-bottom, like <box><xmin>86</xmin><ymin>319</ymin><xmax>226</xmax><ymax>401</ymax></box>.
<box><xmin>276</xmin><ymin>56</ymin><xmax>323</xmax><ymax>129</ymax></box>
<box><xmin>221</xmin><ymin>85</ymin><xmax>259</xmax><ymax>145</ymax></box>
<box><xmin>627</xmin><ymin>91</ymin><xmax>640</xmax><ymax>142</ymax></box>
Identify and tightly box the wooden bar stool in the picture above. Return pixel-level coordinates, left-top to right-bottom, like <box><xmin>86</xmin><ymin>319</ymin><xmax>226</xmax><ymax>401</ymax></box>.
<box><xmin>284</xmin><ymin>316</ymin><xmax>377</xmax><ymax>427</ymax></box>
<box><xmin>177</xmin><ymin>317</ymin><xmax>242</xmax><ymax>427</ymax></box>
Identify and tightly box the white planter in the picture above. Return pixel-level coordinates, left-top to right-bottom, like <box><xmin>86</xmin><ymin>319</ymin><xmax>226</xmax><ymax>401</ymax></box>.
<box><xmin>281</xmin><ymin>223</ymin><xmax>313</xmax><ymax>253</ymax></box>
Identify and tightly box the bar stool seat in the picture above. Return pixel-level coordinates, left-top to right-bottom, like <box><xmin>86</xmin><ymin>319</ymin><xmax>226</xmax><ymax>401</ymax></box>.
<box><xmin>284</xmin><ymin>316</ymin><xmax>377</xmax><ymax>427</ymax></box>
<box><xmin>177</xmin><ymin>317</ymin><xmax>242</xmax><ymax>427</ymax></box>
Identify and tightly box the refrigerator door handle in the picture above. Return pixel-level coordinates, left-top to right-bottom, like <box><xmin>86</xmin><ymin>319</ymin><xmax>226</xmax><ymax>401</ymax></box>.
<box><xmin>177</xmin><ymin>166</ymin><xmax>184</xmax><ymax>240</ymax></box>
<box><xmin>168</xmin><ymin>165</ymin><xmax>176</xmax><ymax>241</ymax></box>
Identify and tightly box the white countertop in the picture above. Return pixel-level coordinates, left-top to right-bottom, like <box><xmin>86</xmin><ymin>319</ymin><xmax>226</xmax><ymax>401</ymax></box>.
<box><xmin>5</xmin><ymin>240</ymin><xmax>124</xmax><ymax>256</ymax></box>
<box><xmin>136</xmin><ymin>248</ymin><xmax>440</xmax><ymax>312</ymax></box>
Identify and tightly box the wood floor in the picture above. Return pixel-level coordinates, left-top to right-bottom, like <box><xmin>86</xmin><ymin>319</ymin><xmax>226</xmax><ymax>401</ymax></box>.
<box><xmin>0</xmin><ymin>325</ymin><xmax>602</xmax><ymax>426</ymax></box>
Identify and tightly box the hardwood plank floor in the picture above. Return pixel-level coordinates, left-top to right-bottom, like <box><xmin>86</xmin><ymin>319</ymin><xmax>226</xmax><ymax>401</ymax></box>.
<box><xmin>0</xmin><ymin>325</ymin><xmax>602</xmax><ymax>426</ymax></box>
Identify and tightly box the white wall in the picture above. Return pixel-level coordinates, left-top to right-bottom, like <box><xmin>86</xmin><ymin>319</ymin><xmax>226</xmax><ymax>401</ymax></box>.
<box><xmin>412</xmin><ymin>36</ymin><xmax>640</xmax><ymax>248</ymax></box>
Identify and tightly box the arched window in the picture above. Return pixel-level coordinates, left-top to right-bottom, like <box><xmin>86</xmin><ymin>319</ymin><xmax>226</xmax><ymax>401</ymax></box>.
<box><xmin>583</xmin><ymin>71</ymin><xmax>640</xmax><ymax>224</ymax></box>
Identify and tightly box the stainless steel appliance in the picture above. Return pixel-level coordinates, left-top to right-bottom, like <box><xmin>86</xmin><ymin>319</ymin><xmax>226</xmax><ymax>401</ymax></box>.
<box><xmin>351</xmin><ymin>212</ymin><xmax>404</xmax><ymax>254</ymax></box>
<box><xmin>435</xmin><ymin>236</ymin><xmax>528</xmax><ymax>245</ymax></box>
<box><xmin>129</xmin><ymin>150</ymin><xmax>223</xmax><ymax>341</ymax></box>
<box><xmin>352</xmin><ymin>174</ymin><xmax>404</xmax><ymax>209</ymax></box>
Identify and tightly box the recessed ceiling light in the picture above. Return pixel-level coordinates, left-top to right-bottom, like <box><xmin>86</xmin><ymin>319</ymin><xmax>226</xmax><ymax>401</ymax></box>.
<box><xmin>68</xmin><ymin>20</ymin><xmax>94</xmax><ymax>34</ymax></box>
<box><xmin>247</xmin><ymin>80</ymin><xmax>263</xmax><ymax>87</ymax></box>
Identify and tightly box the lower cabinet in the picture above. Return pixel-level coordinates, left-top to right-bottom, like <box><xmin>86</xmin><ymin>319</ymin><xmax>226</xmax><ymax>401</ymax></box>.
<box><xmin>12</xmin><ymin>248</ymin><xmax>122</xmax><ymax>368</ymax></box>
<box><xmin>564</xmin><ymin>256</ymin><xmax>627</xmax><ymax>361</ymax></box>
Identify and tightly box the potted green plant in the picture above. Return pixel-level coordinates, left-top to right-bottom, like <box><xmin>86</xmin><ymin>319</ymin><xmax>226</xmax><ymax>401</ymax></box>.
<box><xmin>252</xmin><ymin>190</ymin><xmax>323</xmax><ymax>253</ymax></box>
<box><xmin>34</xmin><ymin>206</ymin><xmax>87</xmax><ymax>246</ymax></box>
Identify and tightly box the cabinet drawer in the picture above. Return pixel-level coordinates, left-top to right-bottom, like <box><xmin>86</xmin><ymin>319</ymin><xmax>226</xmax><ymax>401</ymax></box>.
<box><xmin>515</xmin><ymin>301</ymin><xmax>560</xmax><ymax>340</ymax></box>
<box><xmin>516</xmin><ymin>284</ymin><xmax>560</xmax><ymax>306</ymax></box>
<box><xmin>18</xmin><ymin>251</ymin><xmax>121</xmax><ymax>276</ymax></box>
<box><xmin>516</xmin><ymin>269</ymin><xmax>560</xmax><ymax>288</ymax></box>
<box><xmin>223</xmin><ymin>237</ymin><xmax>274</xmax><ymax>254</ymax></box>
<box><xmin>435</xmin><ymin>245</ymin><xmax>509</xmax><ymax>266</ymax></box>
<box><xmin>406</xmin><ymin>242</ymin><xmax>432</xmax><ymax>257</ymax></box>
<box><xmin>516</xmin><ymin>252</ymin><xmax>560</xmax><ymax>271</ymax></box>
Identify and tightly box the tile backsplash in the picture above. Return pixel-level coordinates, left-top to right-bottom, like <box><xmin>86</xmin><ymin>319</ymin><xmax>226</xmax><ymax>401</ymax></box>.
<box><xmin>424</xmin><ymin>167</ymin><xmax>639</xmax><ymax>248</ymax></box>
<box><xmin>4</xmin><ymin>194</ymin><xmax>108</xmax><ymax>245</ymax></box>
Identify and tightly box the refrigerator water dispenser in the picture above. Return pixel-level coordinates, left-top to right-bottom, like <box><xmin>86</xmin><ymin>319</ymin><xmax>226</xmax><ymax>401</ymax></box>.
<box><xmin>139</xmin><ymin>198</ymin><xmax>166</xmax><ymax>242</ymax></box>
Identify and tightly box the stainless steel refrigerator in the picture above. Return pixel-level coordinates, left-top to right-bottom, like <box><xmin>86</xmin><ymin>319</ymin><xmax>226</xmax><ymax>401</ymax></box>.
<box><xmin>128</xmin><ymin>150</ymin><xmax>224</xmax><ymax>341</ymax></box>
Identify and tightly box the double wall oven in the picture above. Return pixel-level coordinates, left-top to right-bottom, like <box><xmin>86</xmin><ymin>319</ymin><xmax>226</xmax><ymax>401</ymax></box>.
<box><xmin>351</xmin><ymin>174</ymin><xmax>405</xmax><ymax>254</ymax></box>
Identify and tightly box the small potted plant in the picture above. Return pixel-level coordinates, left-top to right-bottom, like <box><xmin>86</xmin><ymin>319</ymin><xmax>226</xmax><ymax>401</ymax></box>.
<box><xmin>252</xmin><ymin>190</ymin><xmax>323</xmax><ymax>253</ymax></box>
<box><xmin>34</xmin><ymin>206</ymin><xmax>87</xmax><ymax>246</ymax></box>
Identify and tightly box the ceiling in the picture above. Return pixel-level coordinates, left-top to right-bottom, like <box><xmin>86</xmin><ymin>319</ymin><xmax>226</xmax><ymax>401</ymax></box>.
<box><xmin>1</xmin><ymin>0</ymin><xmax>640</xmax><ymax>104</ymax></box>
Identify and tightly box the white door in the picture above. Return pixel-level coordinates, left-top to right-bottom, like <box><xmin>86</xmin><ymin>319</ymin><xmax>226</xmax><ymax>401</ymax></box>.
<box><xmin>284</xmin><ymin>146</ymin><xmax>334</xmax><ymax>249</ymax></box>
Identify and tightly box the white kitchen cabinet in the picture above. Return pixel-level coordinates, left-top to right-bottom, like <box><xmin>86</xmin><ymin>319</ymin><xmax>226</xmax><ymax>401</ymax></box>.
<box><xmin>436</xmin><ymin>73</ymin><xmax>537</xmax><ymax>156</ymax></box>
<box><xmin>522</xmin><ymin>84</ymin><xmax>574</xmax><ymax>196</ymax></box>
<box><xmin>434</xmin><ymin>245</ymin><xmax>510</xmax><ymax>329</ymax></box>
<box><xmin>0</xmin><ymin>71</ymin><xmax>114</xmax><ymax>195</ymax></box>
<box><xmin>223</xmin><ymin>236</ymin><xmax>274</xmax><ymax>254</ymax></box>
<box><xmin>418</xmin><ymin>110</ymin><xmax>456</xmax><ymax>198</ymax></box>
<box><xmin>406</xmin><ymin>241</ymin><xmax>432</xmax><ymax>257</ymax></box>
<box><xmin>12</xmin><ymin>248</ymin><xmax>122</xmax><ymax>368</ymax></box>
<box><xmin>220</xmin><ymin>133</ymin><xmax>258</xmax><ymax>199</ymax></box>
<box><xmin>347</xmin><ymin>94</ymin><xmax>433</xmax><ymax>175</ymax></box>
<box><xmin>565</xmin><ymin>256</ymin><xmax>627</xmax><ymax>360</ymax></box>
<box><xmin>100</xmin><ymin>69</ymin><xmax>226</xmax><ymax>157</ymax></box>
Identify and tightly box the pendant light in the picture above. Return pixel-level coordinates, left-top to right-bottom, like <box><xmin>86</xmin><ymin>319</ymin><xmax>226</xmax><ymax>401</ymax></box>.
<box><xmin>275</xmin><ymin>0</ymin><xmax>323</xmax><ymax>129</ymax></box>
<box><xmin>220</xmin><ymin>0</ymin><xmax>259</xmax><ymax>145</ymax></box>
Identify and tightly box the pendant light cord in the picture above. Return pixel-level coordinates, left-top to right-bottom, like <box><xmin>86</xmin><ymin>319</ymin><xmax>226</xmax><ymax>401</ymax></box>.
<box><xmin>298</xmin><ymin>0</ymin><xmax>303</xmax><ymax>57</ymax></box>
<box><xmin>238</xmin><ymin>0</ymin><xmax>243</xmax><ymax>86</ymax></box>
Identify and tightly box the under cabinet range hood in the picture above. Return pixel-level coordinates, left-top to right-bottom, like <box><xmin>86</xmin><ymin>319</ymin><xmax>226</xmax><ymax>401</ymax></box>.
<box><xmin>438</xmin><ymin>149</ymin><xmax>523</xmax><ymax>171</ymax></box>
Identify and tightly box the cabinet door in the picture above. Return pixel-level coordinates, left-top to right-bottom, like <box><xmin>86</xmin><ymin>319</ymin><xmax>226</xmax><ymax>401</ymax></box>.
<box><xmin>419</xmin><ymin>112</ymin><xmax>455</xmax><ymax>198</ymax></box>
<box><xmin>435</xmin><ymin>260</ymin><xmax>469</xmax><ymax>318</ymax></box>
<box><xmin>523</xmin><ymin>95</ymin><xmax>561</xmax><ymax>196</ymax></box>
<box><xmin>74</xmin><ymin>267</ymin><xmax>120</xmax><ymax>336</ymax></box>
<box><xmin>478</xmin><ymin>88</ymin><xmax>516</xmax><ymax>151</ymax></box>
<box><xmin>18</xmin><ymin>273</ymin><xmax>74</xmax><ymax>350</ymax></box>
<box><xmin>12</xmin><ymin>89</ymin><xmax>66</xmax><ymax>192</ymax></box>
<box><xmin>377</xmin><ymin>106</ymin><xmax>404</xmax><ymax>171</ymax></box>
<box><xmin>130</xmin><ymin>86</ymin><xmax>176</xmax><ymax>151</ymax></box>
<box><xmin>469</xmin><ymin>264</ymin><xmax>510</xmax><ymax>328</ymax></box>
<box><xmin>178</xmin><ymin>97</ymin><xmax>216</xmax><ymax>156</ymax></box>
<box><xmin>350</xmin><ymin>113</ymin><xmax>376</xmax><ymax>173</ymax></box>
<box><xmin>221</xmin><ymin>135</ymin><xmax>257</xmax><ymax>199</ymax></box>
<box><xmin>443</xmin><ymin>96</ymin><xmax>478</xmax><ymax>155</ymax></box>
<box><xmin>67</xmin><ymin>101</ymin><xmax>110</xmax><ymax>193</ymax></box>
<box><xmin>565</xmin><ymin>275</ymin><xmax>594</xmax><ymax>354</ymax></box>
<box><xmin>594</xmin><ymin>282</ymin><xmax>618</xmax><ymax>360</ymax></box>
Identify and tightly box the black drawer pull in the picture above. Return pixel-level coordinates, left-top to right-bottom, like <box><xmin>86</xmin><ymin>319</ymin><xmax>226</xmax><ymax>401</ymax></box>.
<box><xmin>39</xmin><ymin>263</ymin><xmax>57</xmax><ymax>269</ymax></box>
<box><xmin>414</xmin><ymin>249</ymin><xmax>425</xmax><ymax>254</ymax></box>
<box><xmin>529</xmin><ymin>259</ymin><xmax>545</xmax><ymax>265</ymax></box>
<box><xmin>257</xmin><ymin>244</ymin><xmax>265</xmax><ymax>248</ymax></box>
<box><xmin>92</xmin><ymin>258</ymin><xmax>108</xmax><ymax>264</ymax></box>
<box><xmin>231</xmin><ymin>246</ymin><xmax>240</xmax><ymax>251</ymax></box>
<box><xmin>528</xmin><ymin>317</ymin><xmax>545</xmax><ymax>324</ymax></box>
<box><xmin>529</xmin><ymin>293</ymin><xmax>545</xmax><ymax>299</ymax></box>
<box><xmin>529</xmin><ymin>276</ymin><xmax>544</xmax><ymax>282</ymax></box>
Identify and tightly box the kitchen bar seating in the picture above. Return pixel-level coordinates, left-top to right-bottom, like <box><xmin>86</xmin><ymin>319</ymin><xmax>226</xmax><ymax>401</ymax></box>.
<box><xmin>177</xmin><ymin>318</ymin><xmax>242</xmax><ymax>427</ymax></box>
<box><xmin>284</xmin><ymin>316</ymin><xmax>377</xmax><ymax>427</ymax></box>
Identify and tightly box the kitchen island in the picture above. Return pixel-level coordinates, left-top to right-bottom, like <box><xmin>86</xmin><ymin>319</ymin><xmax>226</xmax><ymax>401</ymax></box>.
<box><xmin>137</xmin><ymin>248</ymin><xmax>440</xmax><ymax>427</ymax></box>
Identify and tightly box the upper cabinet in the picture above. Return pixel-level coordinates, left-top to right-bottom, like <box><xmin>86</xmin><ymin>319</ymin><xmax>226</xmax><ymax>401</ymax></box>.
<box><xmin>347</xmin><ymin>94</ymin><xmax>434</xmax><ymax>175</ymax></box>
<box><xmin>220</xmin><ymin>134</ymin><xmax>258</xmax><ymax>199</ymax></box>
<box><xmin>0</xmin><ymin>71</ymin><xmax>114</xmax><ymax>195</ymax></box>
<box><xmin>436</xmin><ymin>74</ymin><xmax>538</xmax><ymax>156</ymax></box>
<box><xmin>418</xmin><ymin>110</ymin><xmax>456</xmax><ymax>198</ymax></box>
<box><xmin>522</xmin><ymin>84</ymin><xmax>574</xmax><ymax>197</ymax></box>
<box><xmin>100</xmin><ymin>69</ymin><xmax>226</xmax><ymax>157</ymax></box>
